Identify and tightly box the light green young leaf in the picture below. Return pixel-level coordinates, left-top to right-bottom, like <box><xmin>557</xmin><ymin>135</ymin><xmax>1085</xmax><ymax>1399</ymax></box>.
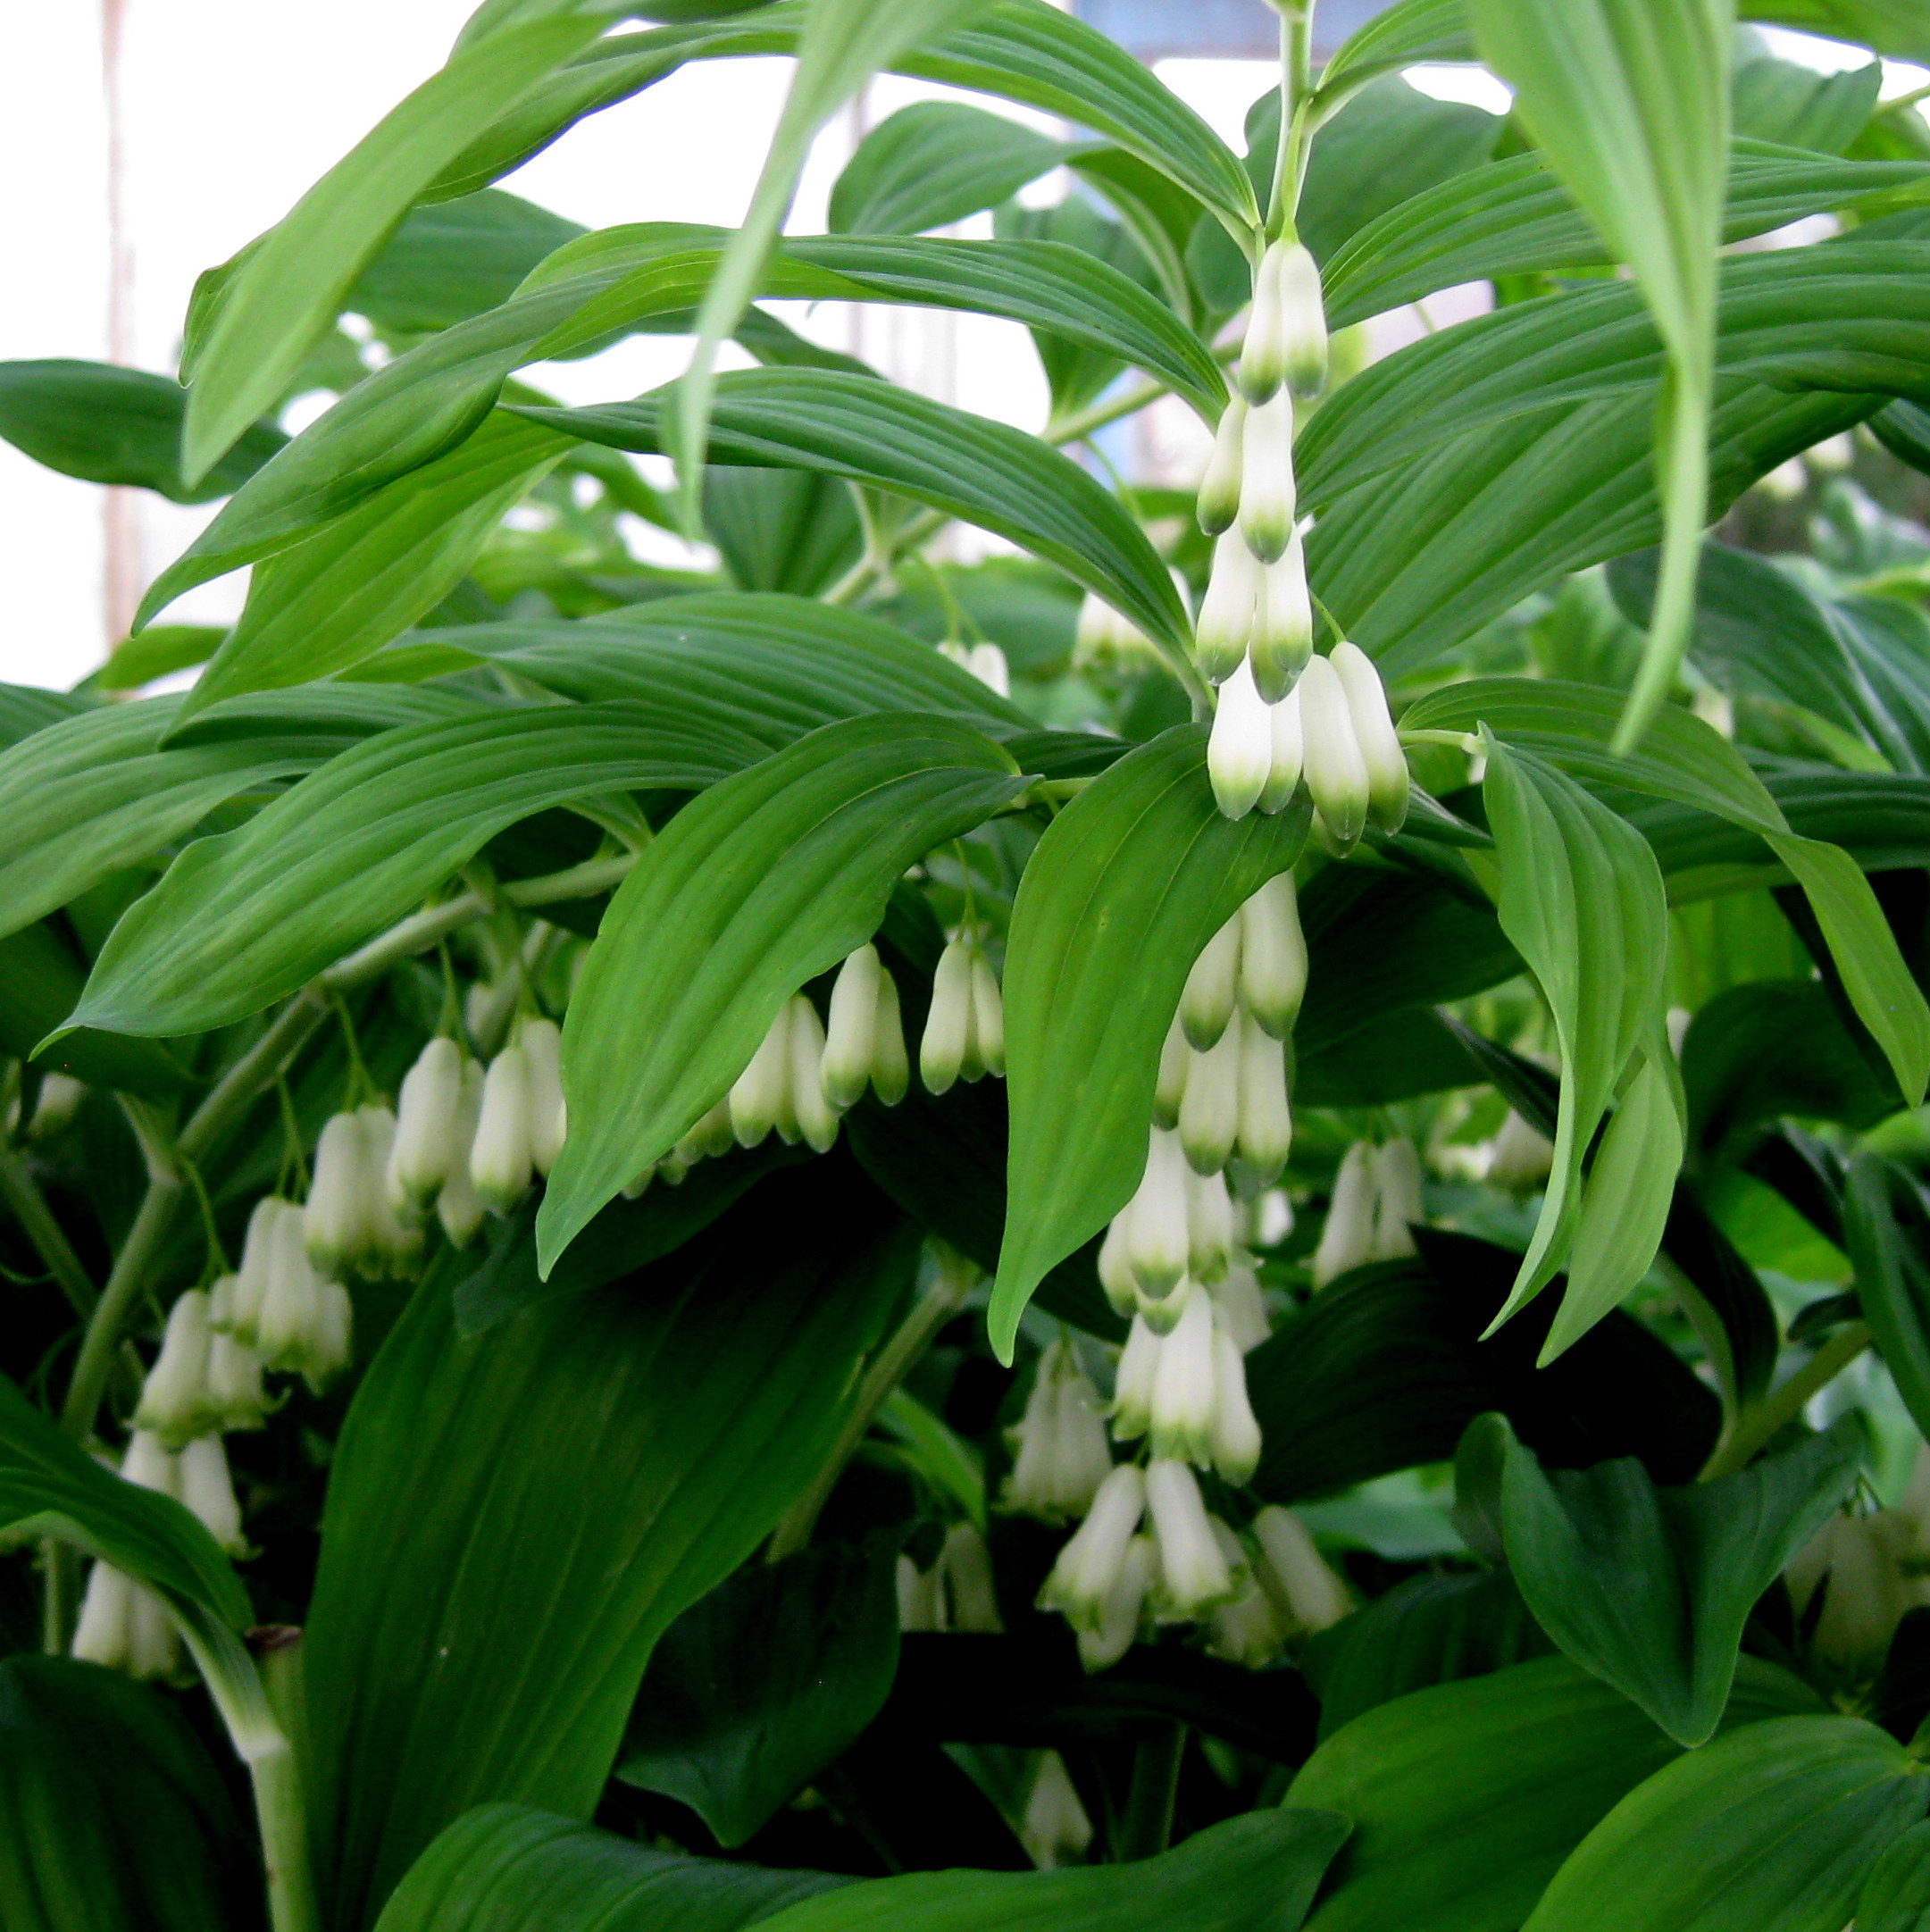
<box><xmin>668</xmin><ymin>0</ymin><xmax>993</xmax><ymax>530</ymax></box>
<box><xmin>182</xmin><ymin>4</ymin><xmax>617</xmax><ymax>483</ymax></box>
<box><xmin>1522</xmin><ymin>1715</ymin><xmax>1928</xmax><ymax>1931</ymax></box>
<box><xmin>539</xmin><ymin>714</ymin><xmax>1031</xmax><ymax>1268</ymax></box>
<box><xmin>1479</xmin><ymin>740</ymin><xmax>1670</xmax><ymax>1332</ymax></box>
<box><xmin>1466</xmin><ymin>0</ymin><xmax>1731</xmax><ymax>752</ymax></box>
<box><xmin>67</xmin><ymin>704</ymin><xmax>763</xmax><ymax>1041</ymax></box>
<box><xmin>514</xmin><ymin>370</ymin><xmax>1192</xmax><ymax>670</ymax></box>
<box><xmin>1499</xmin><ymin>1417</ymin><xmax>1860</xmax><ymax>1747</ymax></box>
<box><xmin>1313</xmin><ymin>0</ymin><xmax>1475</xmax><ymax>113</ymax></box>
<box><xmin>990</xmin><ymin>728</ymin><xmax>1310</xmax><ymax>1359</ymax></box>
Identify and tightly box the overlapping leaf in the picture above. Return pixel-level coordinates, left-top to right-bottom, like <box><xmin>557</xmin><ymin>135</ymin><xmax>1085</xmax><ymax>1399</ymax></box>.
<box><xmin>828</xmin><ymin>99</ymin><xmax>1069</xmax><ymax>234</ymax></box>
<box><xmin>539</xmin><ymin>714</ymin><xmax>1031</xmax><ymax>1267</ymax></box>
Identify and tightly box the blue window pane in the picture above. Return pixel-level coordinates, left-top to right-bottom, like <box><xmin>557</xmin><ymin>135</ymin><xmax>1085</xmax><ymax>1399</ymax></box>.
<box><xmin>1074</xmin><ymin>0</ymin><xmax>1398</xmax><ymax>61</ymax></box>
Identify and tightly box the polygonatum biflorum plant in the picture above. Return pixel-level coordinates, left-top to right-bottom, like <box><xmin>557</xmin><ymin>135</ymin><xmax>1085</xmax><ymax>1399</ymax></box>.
<box><xmin>19</xmin><ymin>0</ymin><xmax>1930</xmax><ymax>1925</ymax></box>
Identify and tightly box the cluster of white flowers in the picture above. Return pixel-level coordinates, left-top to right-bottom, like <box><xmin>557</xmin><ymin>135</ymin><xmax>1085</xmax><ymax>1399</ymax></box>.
<box><xmin>1308</xmin><ymin>1137</ymin><xmax>1425</xmax><ymax>1287</ymax></box>
<box><xmin>939</xmin><ymin>638</ymin><xmax>1012</xmax><ymax>698</ymax></box>
<box><xmin>1072</xmin><ymin>593</ymin><xmax>1165</xmax><ymax>675</ymax></box>
<box><xmin>1189</xmin><ymin>238</ymin><xmax>1411</xmax><ymax>846</ymax></box>
<box><xmin>897</xmin><ymin>1520</ymin><xmax>1004</xmax><ymax>1634</ymax></box>
<box><xmin>1787</xmin><ymin>1452</ymin><xmax>1930</xmax><ymax>1676</ymax></box>
<box><xmin>920</xmin><ymin>929</ymin><xmax>1005</xmax><ymax>1096</ymax></box>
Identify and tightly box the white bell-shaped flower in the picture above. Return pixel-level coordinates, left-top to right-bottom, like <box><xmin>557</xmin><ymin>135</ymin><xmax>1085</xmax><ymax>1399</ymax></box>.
<box><xmin>1236</xmin><ymin>389</ymin><xmax>1297</xmax><ymax>565</ymax></box>
<box><xmin>1235</xmin><ymin>1013</ymin><xmax>1293</xmax><ymax>1184</ymax></box>
<box><xmin>179</xmin><ymin>1434</ymin><xmax>246</xmax><ymax>1556</ymax></box>
<box><xmin>436</xmin><ymin>1060</ymin><xmax>488</xmax><ymax>1249</ymax></box>
<box><xmin>969</xmin><ymin>951</ymin><xmax>1006</xmax><ymax>1079</ymax></box>
<box><xmin>1097</xmin><ymin>1216</ymin><xmax>1139</xmax><ymax>1320</ymax></box>
<box><xmin>1179</xmin><ymin>1022</ymin><xmax>1241</xmax><ymax>1176</ymax></box>
<box><xmin>731</xmin><ymin>1003</ymin><xmax>795</xmax><ymax>1147</ymax></box>
<box><xmin>131</xmin><ymin>1289</ymin><xmax>216</xmax><ymax>1448</ymax></box>
<box><xmin>823</xmin><ymin>945</ymin><xmax>883</xmax><ymax>1110</ymax></box>
<box><xmin>1209</xmin><ymin>1327</ymin><xmax>1263</xmax><ymax>1485</ymax></box>
<box><xmin>1118</xmin><ymin>1127</ymin><xmax>1191</xmax><ymax>1300</ymax></box>
<box><xmin>1181</xmin><ymin>912</ymin><xmax>1242</xmax><ymax>1052</ymax></box>
<box><xmin>305</xmin><ymin>1111</ymin><xmax>375</xmax><ymax>1275</ymax></box>
<box><xmin>1489</xmin><ymin>1109</ymin><xmax>1556</xmax><ymax>1191</ymax></box>
<box><xmin>786</xmin><ymin>996</ymin><xmax>841</xmax><ymax>1154</ymax></box>
<box><xmin>1249</xmin><ymin>539</ymin><xmax>1314</xmax><ymax>703</ymax></box>
<box><xmin>1109</xmin><ymin>1315</ymin><xmax>1161</xmax><ymax>1442</ymax></box>
<box><xmin>302</xmin><ymin>1281</ymin><xmax>355</xmax><ymax>1395</ymax></box>
<box><xmin>71</xmin><ymin>1561</ymin><xmax>136</xmax><ymax>1673</ymax></box>
<box><xmin>389</xmin><ymin>1036</ymin><xmax>466</xmax><ymax>1210</ymax></box>
<box><xmin>1259</xmin><ymin>682</ymin><xmax>1304</xmax><ymax>815</ymax></box>
<box><xmin>1331</xmin><ymin>640</ymin><xmax>1409</xmax><ymax>834</ymax></box>
<box><xmin>471</xmin><ymin>1045</ymin><xmax>536</xmax><ymax>1212</ymax></box>
<box><xmin>1194</xmin><ymin>532</ymin><xmax>1262</xmax><ymax>685</ymax></box>
<box><xmin>1148</xmin><ymin>1286</ymin><xmax>1218</xmax><ymax>1466</ymax></box>
<box><xmin>1277</xmin><ymin>240</ymin><xmax>1329</xmax><ymax>399</ymax></box>
<box><xmin>1370</xmin><ymin>1136</ymin><xmax>1425</xmax><ymax>1260</ymax></box>
<box><xmin>357</xmin><ymin>1107</ymin><xmax>423</xmax><ymax>1277</ymax></box>
<box><xmin>519</xmin><ymin>1018</ymin><xmax>567</xmax><ymax>1175</ymax></box>
<box><xmin>1153</xmin><ymin>1012</ymin><xmax>1191</xmax><ymax>1131</ymax></box>
<box><xmin>966</xmin><ymin>643</ymin><xmax>1011</xmax><ymax>698</ymax></box>
<box><xmin>1207</xmin><ymin>657</ymin><xmax>1273</xmax><ymax>822</ymax></box>
<box><xmin>1146</xmin><ymin>1459</ymin><xmax>1234</xmax><ymax>1618</ymax></box>
<box><xmin>870</xmin><ymin>966</ymin><xmax>910</xmax><ymax>1105</ymax></box>
<box><xmin>1006</xmin><ymin>1338</ymin><xmax>1114</xmax><ymax>1521</ymax></box>
<box><xmin>1077</xmin><ymin>1533</ymin><xmax>1156</xmax><ymax>1672</ymax></box>
<box><xmin>936</xmin><ymin>1521</ymin><xmax>1004</xmax><ymax>1633</ymax></box>
<box><xmin>1240</xmin><ymin>874</ymin><xmax>1307</xmax><ymax>1038</ymax></box>
<box><xmin>1310</xmin><ymin>1142</ymin><xmax>1378</xmax><ymax>1287</ymax></box>
<box><xmin>1297</xmin><ymin>654</ymin><xmax>1371</xmax><ymax>853</ymax></box>
<box><xmin>256</xmin><ymin>1209</ymin><xmax>325</xmax><ymax>1376</ymax></box>
<box><xmin>1206</xmin><ymin>1519</ymin><xmax>1287</xmax><ymax>1668</ymax></box>
<box><xmin>1196</xmin><ymin>397</ymin><xmax>1247</xmax><ymax>536</ymax></box>
<box><xmin>1249</xmin><ymin>1188</ymin><xmax>1294</xmax><ymax>1249</ymax></box>
<box><xmin>1038</xmin><ymin>1462</ymin><xmax>1147</xmax><ymax>1630</ymax></box>
<box><xmin>1185</xmin><ymin>1166</ymin><xmax>1236</xmax><ymax>1284</ymax></box>
<box><xmin>897</xmin><ymin>1553</ymin><xmax>942</xmax><ymax>1633</ymax></box>
<box><xmin>207</xmin><ymin>1334</ymin><xmax>268</xmax><ymax>1433</ymax></box>
<box><xmin>919</xmin><ymin>938</ymin><xmax>977</xmax><ymax>1096</ymax></box>
<box><xmin>228</xmin><ymin>1197</ymin><xmax>294</xmax><ymax>1346</ymax></box>
<box><xmin>1210</xmin><ymin>1259</ymin><xmax>1272</xmax><ymax>1354</ymax></box>
<box><xmin>1252</xmin><ymin>1504</ymin><xmax>1352</xmax><ymax>1632</ymax></box>
<box><xmin>679</xmin><ymin>1094</ymin><xmax>738</xmax><ymax>1169</ymax></box>
<box><xmin>1239</xmin><ymin>238</ymin><xmax>1292</xmax><ymax>406</ymax></box>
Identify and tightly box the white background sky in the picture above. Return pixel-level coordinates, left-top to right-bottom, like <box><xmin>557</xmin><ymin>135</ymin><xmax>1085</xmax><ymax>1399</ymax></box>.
<box><xmin>0</xmin><ymin>7</ymin><xmax>1914</xmax><ymax>690</ymax></box>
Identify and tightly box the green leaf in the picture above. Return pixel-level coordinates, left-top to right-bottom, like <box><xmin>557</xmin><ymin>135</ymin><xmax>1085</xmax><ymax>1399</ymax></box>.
<box><xmin>1522</xmin><ymin>1714</ymin><xmax>1930</xmax><ymax>1932</ymax></box>
<box><xmin>0</xmin><ymin>1655</ymin><xmax>257</xmax><ymax>1932</ymax></box>
<box><xmin>1747</xmin><ymin>0</ymin><xmax>1930</xmax><ymax>60</ymax></box>
<box><xmin>667</xmin><ymin>0</ymin><xmax>994</xmax><ymax>529</ymax></box>
<box><xmin>514</xmin><ymin>368</ymin><xmax>1193</xmax><ymax>677</ymax></box>
<box><xmin>0</xmin><ymin>684</ymin><xmax>84</xmax><ymax>750</ymax></box>
<box><xmin>1479</xmin><ymin>741</ymin><xmax>1672</xmax><ymax>1340</ymax></box>
<box><xmin>1845</xmin><ymin>1153</ymin><xmax>1930</xmax><ymax>1446</ymax></box>
<box><xmin>94</xmin><ymin>625</ymin><xmax>227</xmax><ymax>694</ymax></box>
<box><xmin>615</xmin><ymin>1538</ymin><xmax>899</xmax><ymax>1847</ymax></box>
<box><xmin>538</xmin><ymin>714</ymin><xmax>1029</xmax><ymax>1268</ymax></box>
<box><xmin>181</xmin><ymin>4</ymin><xmax>614</xmax><ymax>482</ymax></box>
<box><xmin>70</xmin><ymin>702</ymin><xmax>760</xmax><ymax>1041</ymax></box>
<box><xmin>0</xmin><ymin>360</ymin><xmax>285</xmax><ymax>504</ymax></box>
<box><xmin>0</xmin><ymin>923</ymin><xmax>192</xmax><ymax>1098</ymax></box>
<box><xmin>1290</xmin><ymin>1654</ymin><xmax>1823</xmax><ymax>1932</ymax></box>
<box><xmin>1861</xmin><ymin>1819</ymin><xmax>1930</xmax><ymax>1932</ymax></box>
<box><xmin>1322</xmin><ymin>142</ymin><xmax>1930</xmax><ymax>331</ymax></box>
<box><xmin>0</xmin><ymin>686</ymin><xmax>469</xmax><ymax>944</ymax></box>
<box><xmin>1499</xmin><ymin>1417</ymin><xmax>1859</xmax><ymax>1747</ymax></box>
<box><xmin>705</xmin><ymin>466</ymin><xmax>859</xmax><ymax>596</ymax></box>
<box><xmin>305</xmin><ymin>1171</ymin><xmax>915</xmax><ymax>1929</ymax></box>
<box><xmin>372</xmin><ymin>1804</ymin><xmax>845</xmax><ymax>1932</ymax></box>
<box><xmin>989</xmin><ymin>728</ymin><xmax>1310</xmax><ymax>1359</ymax></box>
<box><xmin>1466</xmin><ymin>0</ymin><xmax>1730</xmax><ymax>749</ymax></box>
<box><xmin>1313</xmin><ymin>0</ymin><xmax>1475</xmax><ymax>110</ymax></box>
<box><xmin>180</xmin><ymin>413</ymin><xmax>571</xmax><ymax>714</ymax></box>
<box><xmin>829</xmin><ymin>99</ymin><xmax>1067</xmax><ymax>234</ymax></box>
<box><xmin>1248</xmin><ymin>1230</ymin><xmax>1720</xmax><ymax>1507</ymax></box>
<box><xmin>1734</xmin><ymin>46</ymin><xmax>1881</xmax><ymax>152</ymax></box>
<box><xmin>347</xmin><ymin>187</ymin><xmax>587</xmax><ymax>334</ymax></box>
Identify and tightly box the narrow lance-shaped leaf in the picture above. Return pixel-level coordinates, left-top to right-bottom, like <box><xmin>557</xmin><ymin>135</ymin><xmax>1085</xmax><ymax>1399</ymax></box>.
<box><xmin>1467</xmin><ymin>0</ymin><xmax>1731</xmax><ymax>750</ymax></box>
<box><xmin>1845</xmin><ymin>1153</ymin><xmax>1930</xmax><ymax>1446</ymax></box>
<box><xmin>539</xmin><ymin>714</ymin><xmax>1032</xmax><ymax>1270</ymax></box>
<box><xmin>66</xmin><ymin>703</ymin><xmax>764</xmax><ymax>1041</ymax></box>
<box><xmin>990</xmin><ymin>728</ymin><xmax>1310</xmax><ymax>1359</ymax></box>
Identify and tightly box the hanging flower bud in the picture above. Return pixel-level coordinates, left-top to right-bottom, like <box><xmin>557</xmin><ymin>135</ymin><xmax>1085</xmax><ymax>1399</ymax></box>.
<box><xmin>25</xmin><ymin>1073</ymin><xmax>85</xmax><ymax>1142</ymax></box>
<box><xmin>1146</xmin><ymin>1459</ymin><xmax>1234</xmax><ymax>1618</ymax></box>
<box><xmin>1077</xmin><ymin>1533</ymin><xmax>1156</xmax><ymax>1672</ymax></box>
<box><xmin>1181</xmin><ymin>913</ymin><xmax>1242</xmax><ymax>1053</ymax></box>
<box><xmin>1489</xmin><ymin>1109</ymin><xmax>1556</xmax><ymax>1192</ymax></box>
<box><xmin>1110</xmin><ymin>1314</ymin><xmax>1160</xmax><ymax>1441</ymax></box>
<box><xmin>898</xmin><ymin>1553</ymin><xmax>942</xmax><ymax>1634</ymax></box>
<box><xmin>1249</xmin><ymin>541</ymin><xmax>1315</xmax><ymax>703</ymax></box>
<box><xmin>71</xmin><ymin>1562</ymin><xmax>136</xmax><ymax>1674</ymax></box>
<box><xmin>1207</xmin><ymin>1519</ymin><xmax>1288</xmax><ymax>1667</ymax></box>
<box><xmin>1207</xmin><ymin>656</ymin><xmax>1273</xmax><ymax>822</ymax></box>
<box><xmin>1240</xmin><ymin>874</ymin><xmax>1307</xmax><ymax>1038</ymax></box>
<box><xmin>1297</xmin><ymin>654</ymin><xmax>1371</xmax><ymax>853</ymax></box>
<box><xmin>1252</xmin><ymin>1504</ymin><xmax>1352</xmax><ymax>1632</ymax></box>
<box><xmin>1330</xmin><ymin>640</ymin><xmax>1408</xmax><ymax>834</ymax></box>
<box><xmin>1209</xmin><ymin>1327</ymin><xmax>1263</xmax><ymax>1484</ymax></box>
<box><xmin>357</xmin><ymin>1107</ymin><xmax>423</xmax><ymax>1277</ymax></box>
<box><xmin>1370</xmin><ymin>1136</ymin><xmax>1425</xmax><ymax>1260</ymax></box>
<box><xmin>1235</xmin><ymin>1013</ymin><xmax>1293</xmax><ymax>1184</ymax></box>
<box><xmin>207</xmin><ymin>1334</ymin><xmax>269</xmax><ymax>1432</ymax></box>
<box><xmin>731</xmin><ymin>1004</ymin><xmax>794</xmax><ymax>1147</ymax></box>
<box><xmin>471</xmin><ymin>1045</ymin><xmax>535</xmax><ymax>1213</ymax></box>
<box><xmin>787</xmin><ymin>996</ymin><xmax>841</xmax><ymax>1154</ymax></box>
<box><xmin>823</xmin><ymin>946</ymin><xmax>882</xmax><ymax>1111</ymax></box>
<box><xmin>1210</xmin><ymin>1259</ymin><xmax>1272</xmax><ymax>1354</ymax></box>
<box><xmin>1194</xmin><ymin>533</ymin><xmax>1262</xmax><ymax>685</ymax></box>
<box><xmin>389</xmin><ymin>1036</ymin><xmax>465</xmax><ymax>1210</ymax></box>
<box><xmin>1021</xmin><ymin>1752</ymin><xmax>1094</xmax><ymax>1869</ymax></box>
<box><xmin>969</xmin><ymin>951</ymin><xmax>1006</xmax><ymax>1079</ymax></box>
<box><xmin>1250</xmin><ymin>1188</ymin><xmax>1294</xmax><ymax>1249</ymax></box>
<box><xmin>1153</xmin><ymin>1013</ymin><xmax>1191</xmax><ymax>1132</ymax></box>
<box><xmin>1239</xmin><ymin>238</ymin><xmax>1292</xmax><ymax>406</ymax></box>
<box><xmin>436</xmin><ymin>1061</ymin><xmax>488</xmax><ymax>1249</ymax></box>
<box><xmin>519</xmin><ymin>1018</ymin><xmax>567</xmax><ymax>1176</ymax></box>
<box><xmin>303</xmin><ymin>1281</ymin><xmax>355</xmax><ymax>1395</ymax></box>
<box><xmin>1006</xmin><ymin>1338</ymin><xmax>1114</xmax><ymax>1520</ymax></box>
<box><xmin>179</xmin><ymin>1434</ymin><xmax>246</xmax><ymax>1557</ymax></box>
<box><xmin>937</xmin><ymin>1521</ymin><xmax>1004</xmax><ymax>1633</ymax></box>
<box><xmin>1119</xmin><ymin>1128</ymin><xmax>1191</xmax><ymax>1299</ymax></box>
<box><xmin>131</xmin><ymin>1289</ymin><xmax>216</xmax><ymax>1448</ymax></box>
<box><xmin>622</xmin><ymin>1167</ymin><xmax>656</xmax><ymax>1200</ymax></box>
<box><xmin>228</xmin><ymin>1198</ymin><xmax>291</xmax><ymax>1346</ymax></box>
<box><xmin>206</xmin><ymin>1273</ymin><xmax>238</xmax><ymax>1331</ymax></box>
<box><xmin>681</xmin><ymin>1094</ymin><xmax>738</xmax><ymax>1167</ymax></box>
<box><xmin>1196</xmin><ymin>397</ymin><xmax>1247</xmax><ymax>536</ymax></box>
<box><xmin>257</xmin><ymin>1209</ymin><xmax>323</xmax><ymax>1376</ymax></box>
<box><xmin>1237</xmin><ymin>389</ymin><xmax>1297</xmax><ymax>564</ymax></box>
<box><xmin>1178</xmin><ymin>1023</ymin><xmax>1241</xmax><ymax>1176</ymax></box>
<box><xmin>870</xmin><ymin>966</ymin><xmax>910</xmax><ymax>1106</ymax></box>
<box><xmin>1149</xmin><ymin>1286</ymin><xmax>1218</xmax><ymax>1466</ymax></box>
<box><xmin>1186</xmin><ymin>1167</ymin><xmax>1235</xmax><ymax>1284</ymax></box>
<box><xmin>1310</xmin><ymin>1142</ymin><xmax>1378</xmax><ymax>1287</ymax></box>
<box><xmin>1098</xmin><ymin>1216</ymin><xmax>1138</xmax><ymax>1320</ymax></box>
<box><xmin>1039</xmin><ymin>1462</ymin><xmax>1147</xmax><ymax>1630</ymax></box>
<box><xmin>305</xmin><ymin>1111</ymin><xmax>374</xmax><ymax>1275</ymax></box>
<box><xmin>920</xmin><ymin>938</ymin><xmax>977</xmax><ymax>1096</ymax></box>
<box><xmin>1258</xmin><ymin>682</ymin><xmax>1304</xmax><ymax>815</ymax></box>
<box><xmin>1277</xmin><ymin>240</ymin><xmax>1329</xmax><ymax>399</ymax></box>
<box><xmin>966</xmin><ymin>643</ymin><xmax>1011</xmax><ymax>698</ymax></box>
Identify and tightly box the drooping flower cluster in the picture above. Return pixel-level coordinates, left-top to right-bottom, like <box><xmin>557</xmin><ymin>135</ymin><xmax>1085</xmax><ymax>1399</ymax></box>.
<box><xmin>1191</xmin><ymin>237</ymin><xmax>1412</xmax><ymax>846</ymax></box>
<box><xmin>920</xmin><ymin>929</ymin><xmax>1006</xmax><ymax>1096</ymax></box>
<box><xmin>897</xmin><ymin>1520</ymin><xmax>1004</xmax><ymax>1634</ymax></box>
<box><xmin>1308</xmin><ymin>1137</ymin><xmax>1426</xmax><ymax>1287</ymax></box>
